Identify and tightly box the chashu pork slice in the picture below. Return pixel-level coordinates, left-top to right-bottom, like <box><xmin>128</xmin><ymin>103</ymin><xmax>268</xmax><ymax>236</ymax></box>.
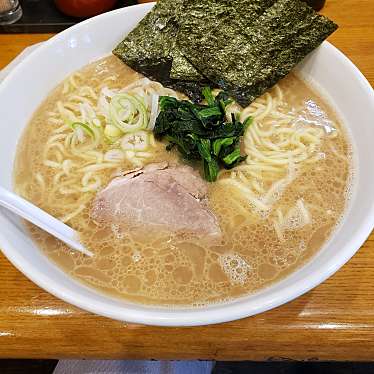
<box><xmin>91</xmin><ymin>162</ymin><xmax>221</xmax><ymax>237</ymax></box>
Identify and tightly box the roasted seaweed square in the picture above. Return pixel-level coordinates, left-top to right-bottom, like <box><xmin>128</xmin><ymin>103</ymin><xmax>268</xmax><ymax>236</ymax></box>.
<box><xmin>113</xmin><ymin>0</ymin><xmax>206</xmax><ymax>100</ymax></box>
<box><xmin>113</xmin><ymin>0</ymin><xmax>337</xmax><ymax>105</ymax></box>
<box><xmin>169</xmin><ymin>0</ymin><xmax>277</xmax><ymax>81</ymax></box>
<box><xmin>177</xmin><ymin>0</ymin><xmax>337</xmax><ymax>106</ymax></box>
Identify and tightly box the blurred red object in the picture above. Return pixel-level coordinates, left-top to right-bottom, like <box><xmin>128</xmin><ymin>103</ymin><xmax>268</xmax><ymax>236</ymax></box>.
<box><xmin>55</xmin><ymin>0</ymin><xmax>117</xmax><ymax>18</ymax></box>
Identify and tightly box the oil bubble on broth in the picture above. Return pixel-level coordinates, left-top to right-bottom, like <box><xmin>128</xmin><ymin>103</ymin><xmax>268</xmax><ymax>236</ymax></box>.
<box><xmin>14</xmin><ymin>56</ymin><xmax>353</xmax><ymax>307</ymax></box>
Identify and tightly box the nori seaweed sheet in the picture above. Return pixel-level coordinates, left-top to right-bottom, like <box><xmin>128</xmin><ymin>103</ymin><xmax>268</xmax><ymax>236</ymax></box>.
<box><xmin>170</xmin><ymin>0</ymin><xmax>276</xmax><ymax>81</ymax></box>
<box><xmin>113</xmin><ymin>0</ymin><xmax>181</xmax><ymax>65</ymax></box>
<box><xmin>170</xmin><ymin>50</ymin><xmax>203</xmax><ymax>81</ymax></box>
<box><xmin>113</xmin><ymin>0</ymin><xmax>272</xmax><ymax>84</ymax></box>
<box><xmin>112</xmin><ymin>0</ymin><xmax>207</xmax><ymax>101</ymax></box>
<box><xmin>177</xmin><ymin>0</ymin><xmax>338</xmax><ymax>106</ymax></box>
<box><xmin>113</xmin><ymin>0</ymin><xmax>337</xmax><ymax>105</ymax></box>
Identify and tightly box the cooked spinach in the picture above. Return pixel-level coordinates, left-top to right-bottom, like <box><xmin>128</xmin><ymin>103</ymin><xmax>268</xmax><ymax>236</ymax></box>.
<box><xmin>154</xmin><ymin>88</ymin><xmax>251</xmax><ymax>181</ymax></box>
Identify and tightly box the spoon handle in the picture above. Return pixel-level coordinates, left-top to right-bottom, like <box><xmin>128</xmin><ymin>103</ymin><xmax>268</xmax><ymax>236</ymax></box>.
<box><xmin>0</xmin><ymin>186</ymin><xmax>93</xmax><ymax>256</ymax></box>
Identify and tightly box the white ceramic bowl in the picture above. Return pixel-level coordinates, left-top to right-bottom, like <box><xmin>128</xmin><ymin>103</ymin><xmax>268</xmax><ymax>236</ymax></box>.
<box><xmin>1</xmin><ymin>3</ymin><xmax>374</xmax><ymax>326</ymax></box>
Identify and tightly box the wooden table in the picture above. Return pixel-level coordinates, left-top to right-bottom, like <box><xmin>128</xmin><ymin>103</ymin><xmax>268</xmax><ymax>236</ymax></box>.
<box><xmin>1</xmin><ymin>0</ymin><xmax>374</xmax><ymax>360</ymax></box>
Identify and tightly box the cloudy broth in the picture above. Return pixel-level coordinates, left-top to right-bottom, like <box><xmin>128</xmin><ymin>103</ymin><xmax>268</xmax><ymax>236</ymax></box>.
<box><xmin>14</xmin><ymin>56</ymin><xmax>352</xmax><ymax>307</ymax></box>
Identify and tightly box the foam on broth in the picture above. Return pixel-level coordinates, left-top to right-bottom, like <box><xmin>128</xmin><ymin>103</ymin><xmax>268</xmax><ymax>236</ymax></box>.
<box><xmin>14</xmin><ymin>56</ymin><xmax>352</xmax><ymax>307</ymax></box>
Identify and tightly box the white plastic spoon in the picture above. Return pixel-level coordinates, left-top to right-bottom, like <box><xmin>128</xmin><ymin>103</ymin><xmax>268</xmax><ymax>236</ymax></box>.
<box><xmin>0</xmin><ymin>186</ymin><xmax>93</xmax><ymax>256</ymax></box>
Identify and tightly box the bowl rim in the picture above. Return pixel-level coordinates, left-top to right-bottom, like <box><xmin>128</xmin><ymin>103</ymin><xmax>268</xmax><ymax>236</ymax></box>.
<box><xmin>1</xmin><ymin>3</ymin><xmax>374</xmax><ymax>326</ymax></box>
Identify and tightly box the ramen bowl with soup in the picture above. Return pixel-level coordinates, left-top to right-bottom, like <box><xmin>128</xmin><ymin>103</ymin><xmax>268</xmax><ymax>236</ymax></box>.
<box><xmin>0</xmin><ymin>3</ymin><xmax>374</xmax><ymax>326</ymax></box>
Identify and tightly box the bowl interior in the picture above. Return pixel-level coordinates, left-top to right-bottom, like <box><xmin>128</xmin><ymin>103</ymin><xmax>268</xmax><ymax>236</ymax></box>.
<box><xmin>0</xmin><ymin>3</ymin><xmax>374</xmax><ymax>326</ymax></box>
